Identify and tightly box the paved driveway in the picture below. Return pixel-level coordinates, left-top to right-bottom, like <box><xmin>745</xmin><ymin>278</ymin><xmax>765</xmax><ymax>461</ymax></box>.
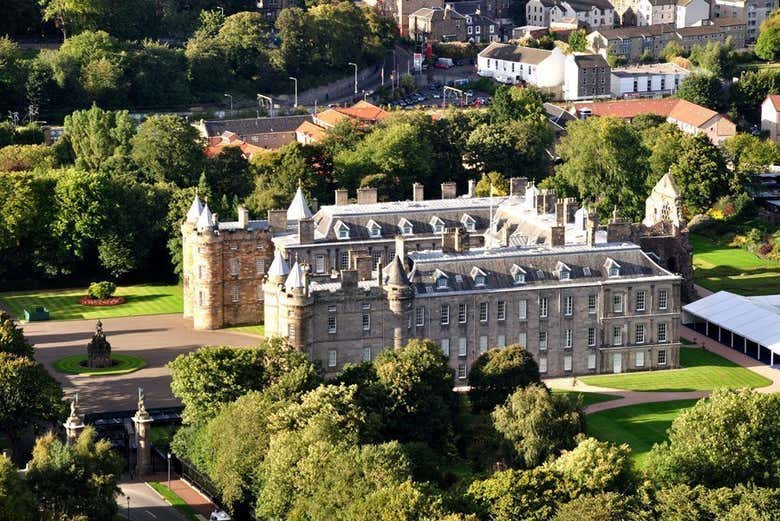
<box><xmin>118</xmin><ymin>480</ymin><xmax>186</xmax><ymax>521</ymax></box>
<box><xmin>26</xmin><ymin>314</ymin><xmax>259</xmax><ymax>413</ymax></box>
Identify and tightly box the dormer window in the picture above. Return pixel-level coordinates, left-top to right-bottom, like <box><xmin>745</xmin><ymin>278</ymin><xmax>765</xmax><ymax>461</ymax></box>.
<box><xmin>471</xmin><ymin>267</ymin><xmax>487</xmax><ymax>287</ymax></box>
<box><xmin>429</xmin><ymin>216</ymin><xmax>445</xmax><ymax>234</ymax></box>
<box><xmin>536</xmin><ymin>269</ymin><xmax>545</xmax><ymax>280</ymax></box>
<box><xmin>583</xmin><ymin>266</ymin><xmax>592</xmax><ymax>277</ymax></box>
<box><xmin>556</xmin><ymin>261</ymin><xmax>572</xmax><ymax>281</ymax></box>
<box><xmin>367</xmin><ymin>219</ymin><xmax>381</xmax><ymax>239</ymax></box>
<box><xmin>335</xmin><ymin>221</ymin><xmax>350</xmax><ymax>240</ymax></box>
<box><xmin>511</xmin><ymin>264</ymin><xmax>526</xmax><ymax>284</ymax></box>
<box><xmin>434</xmin><ymin>269</ymin><xmax>449</xmax><ymax>289</ymax></box>
<box><xmin>461</xmin><ymin>214</ymin><xmax>476</xmax><ymax>232</ymax></box>
<box><xmin>605</xmin><ymin>258</ymin><xmax>621</xmax><ymax>278</ymax></box>
<box><xmin>399</xmin><ymin>218</ymin><xmax>414</xmax><ymax>236</ymax></box>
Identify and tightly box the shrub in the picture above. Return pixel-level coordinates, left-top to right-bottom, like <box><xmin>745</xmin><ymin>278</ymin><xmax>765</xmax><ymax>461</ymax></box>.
<box><xmin>759</xmin><ymin>242</ymin><xmax>773</xmax><ymax>256</ymax></box>
<box><xmin>87</xmin><ymin>281</ymin><xmax>116</xmax><ymax>300</ymax></box>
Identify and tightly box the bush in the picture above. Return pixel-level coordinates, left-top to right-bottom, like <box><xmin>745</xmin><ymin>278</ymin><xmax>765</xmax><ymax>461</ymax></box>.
<box><xmin>87</xmin><ymin>281</ymin><xmax>116</xmax><ymax>300</ymax></box>
<box><xmin>759</xmin><ymin>242</ymin><xmax>773</xmax><ymax>255</ymax></box>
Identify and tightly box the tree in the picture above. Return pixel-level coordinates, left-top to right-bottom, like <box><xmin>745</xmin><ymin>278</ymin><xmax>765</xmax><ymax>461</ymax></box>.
<box><xmin>273</xmin><ymin>8</ymin><xmax>316</xmax><ymax>75</ymax></box>
<box><xmin>215</xmin><ymin>12</ymin><xmax>272</xmax><ymax>82</ymax></box>
<box><xmin>467</xmin><ymin>467</ymin><xmax>562</xmax><ymax>521</ymax></box>
<box><xmin>0</xmin><ymin>313</ymin><xmax>34</xmax><ymax>358</ymax></box>
<box><xmin>654</xmin><ymin>484</ymin><xmax>780</xmax><ymax>520</ymax></box>
<box><xmin>468</xmin><ymin>345</ymin><xmax>540</xmax><ymax>413</ymax></box>
<box><xmin>548</xmin><ymin>116</ymin><xmax>650</xmax><ymax>221</ymax></box>
<box><xmin>0</xmin><ymin>453</ymin><xmax>36</xmax><ymax>519</ymax></box>
<box><xmin>466</xmin><ymin>118</ymin><xmax>553</xmax><ymax>178</ymax></box>
<box><xmin>26</xmin><ymin>427</ymin><xmax>123</xmax><ymax>520</ymax></box>
<box><xmin>64</xmin><ymin>105</ymin><xmax>134</xmax><ymax>172</ymax></box>
<box><xmin>128</xmin><ymin>40</ymin><xmax>190</xmax><ymax>107</ymax></box>
<box><xmin>661</xmin><ymin>40</ymin><xmax>685</xmax><ymax>61</ymax></box>
<box><xmin>0</xmin><ymin>352</ymin><xmax>64</xmax><ymax>460</ymax></box>
<box><xmin>492</xmin><ymin>384</ymin><xmax>585</xmax><ymax>468</ymax></box>
<box><xmin>0</xmin><ymin>37</ymin><xmax>27</xmax><ymax>113</ymax></box>
<box><xmin>0</xmin><ymin>144</ymin><xmax>57</xmax><ymax>172</ymax></box>
<box><xmin>689</xmin><ymin>40</ymin><xmax>734</xmax><ymax>77</ymax></box>
<box><xmin>168</xmin><ymin>337</ymin><xmax>319</xmax><ymax>425</ymax></box>
<box><xmin>641</xmin><ymin>122</ymin><xmax>685</xmax><ymax>184</ymax></box>
<box><xmin>490</xmin><ymin>85</ymin><xmax>547</xmax><ymax>123</ymax></box>
<box><xmin>755</xmin><ymin>25</ymin><xmax>780</xmax><ymax>61</ymax></box>
<box><xmin>553</xmin><ymin>492</ymin><xmax>636</xmax><ymax>521</ymax></box>
<box><xmin>39</xmin><ymin>0</ymin><xmax>103</xmax><ymax>38</ymax></box>
<box><xmin>647</xmin><ymin>389</ymin><xmax>780</xmax><ymax>488</ymax></box>
<box><xmin>676</xmin><ymin>74</ymin><xmax>724</xmax><ymax>111</ymax></box>
<box><xmin>568</xmin><ymin>29</ymin><xmax>587</xmax><ymax>52</ymax></box>
<box><xmin>205</xmin><ymin>146</ymin><xmax>253</xmax><ymax>214</ymax></box>
<box><xmin>723</xmin><ymin>133</ymin><xmax>780</xmax><ymax>175</ymax></box>
<box><xmin>668</xmin><ymin>133</ymin><xmax>730</xmax><ymax>213</ymax></box>
<box><xmin>731</xmin><ymin>69</ymin><xmax>780</xmax><ymax>123</ymax></box>
<box><xmin>373</xmin><ymin>339</ymin><xmax>458</xmax><ymax>448</ymax></box>
<box><xmin>131</xmin><ymin>114</ymin><xmax>205</xmax><ymax>186</ymax></box>
<box><xmin>549</xmin><ymin>437</ymin><xmax>634</xmax><ymax>496</ymax></box>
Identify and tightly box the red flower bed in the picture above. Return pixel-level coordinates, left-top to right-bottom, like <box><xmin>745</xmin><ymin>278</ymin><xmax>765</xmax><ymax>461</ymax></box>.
<box><xmin>78</xmin><ymin>296</ymin><xmax>126</xmax><ymax>306</ymax></box>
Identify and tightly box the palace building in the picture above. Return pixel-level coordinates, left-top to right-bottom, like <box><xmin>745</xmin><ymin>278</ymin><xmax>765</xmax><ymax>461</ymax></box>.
<box><xmin>183</xmin><ymin>175</ymin><xmax>690</xmax><ymax>378</ymax></box>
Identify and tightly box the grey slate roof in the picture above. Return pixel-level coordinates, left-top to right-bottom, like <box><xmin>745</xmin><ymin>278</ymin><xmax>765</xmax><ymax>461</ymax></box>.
<box><xmin>564</xmin><ymin>0</ymin><xmax>614</xmax><ymax>11</ymax></box>
<box><xmin>384</xmin><ymin>255</ymin><xmax>411</xmax><ymax>286</ymax></box>
<box><xmin>478</xmin><ymin>43</ymin><xmax>552</xmax><ymax>65</ymax></box>
<box><xmin>572</xmin><ymin>53</ymin><xmax>610</xmax><ymax>68</ymax></box>
<box><xmin>202</xmin><ymin>115</ymin><xmax>312</xmax><ymax>138</ymax></box>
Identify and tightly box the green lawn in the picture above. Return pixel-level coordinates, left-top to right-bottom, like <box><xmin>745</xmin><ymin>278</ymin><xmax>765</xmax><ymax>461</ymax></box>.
<box><xmin>147</xmin><ymin>482</ymin><xmax>200</xmax><ymax>521</ymax></box>
<box><xmin>0</xmin><ymin>284</ymin><xmax>182</xmax><ymax>321</ymax></box>
<box><xmin>580</xmin><ymin>347</ymin><xmax>771</xmax><ymax>392</ymax></box>
<box><xmin>551</xmin><ymin>389</ymin><xmax>621</xmax><ymax>408</ymax></box>
<box><xmin>690</xmin><ymin>233</ymin><xmax>780</xmax><ymax>296</ymax></box>
<box><xmin>53</xmin><ymin>353</ymin><xmax>146</xmax><ymax>376</ymax></box>
<box><xmin>587</xmin><ymin>399</ymin><xmax>698</xmax><ymax>467</ymax></box>
<box><xmin>224</xmin><ymin>324</ymin><xmax>265</xmax><ymax>336</ymax></box>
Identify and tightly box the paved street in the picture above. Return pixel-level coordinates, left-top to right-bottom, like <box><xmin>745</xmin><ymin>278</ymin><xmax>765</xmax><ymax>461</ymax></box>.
<box><xmin>26</xmin><ymin>314</ymin><xmax>259</xmax><ymax>413</ymax></box>
<box><xmin>118</xmin><ymin>481</ymin><xmax>186</xmax><ymax>521</ymax></box>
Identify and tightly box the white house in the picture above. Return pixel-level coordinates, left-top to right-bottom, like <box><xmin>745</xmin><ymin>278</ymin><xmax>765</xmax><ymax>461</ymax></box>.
<box><xmin>477</xmin><ymin>42</ymin><xmax>565</xmax><ymax>89</ymax></box>
<box><xmin>761</xmin><ymin>95</ymin><xmax>780</xmax><ymax>144</ymax></box>
<box><xmin>676</xmin><ymin>0</ymin><xmax>710</xmax><ymax>28</ymax></box>
<box><xmin>610</xmin><ymin>62</ymin><xmax>690</xmax><ymax>98</ymax></box>
<box><xmin>526</xmin><ymin>0</ymin><xmax>613</xmax><ymax>28</ymax></box>
<box><xmin>637</xmin><ymin>0</ymin><xmax>677</xmax><ymax>25</ymax></box>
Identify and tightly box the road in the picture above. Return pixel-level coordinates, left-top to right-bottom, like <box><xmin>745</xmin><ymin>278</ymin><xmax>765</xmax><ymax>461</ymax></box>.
<box><xmin>27</xmin><ymin>313</ymin><xmax>259</xmax><ymax>413</ymax></box>
<box><xmin>118</xmin><ymin>482</ymin><xmax>186</xmax><ymax>521</ymax></box>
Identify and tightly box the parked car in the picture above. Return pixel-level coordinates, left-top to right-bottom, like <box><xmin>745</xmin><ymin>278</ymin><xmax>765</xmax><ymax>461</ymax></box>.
<box><xmin>210</xmin><ymin>511</ymin><xmax>231</xmax><ymax>521</ymax></box>
<box><xmin>435</xmin><ymin>57</ymin><xmax>454</xmax><ymax>68</ymax></box>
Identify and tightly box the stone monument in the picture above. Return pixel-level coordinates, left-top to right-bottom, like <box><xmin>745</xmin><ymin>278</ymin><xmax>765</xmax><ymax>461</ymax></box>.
<box><xmin>132</xmin><ymin>387</ymin><xmax>153</xmax><ymax>476</ymax></box>
<box><xmin>86</xmin><ymin>320</ymin><xmax>112</xmax><ymax>368</ymax></box>
<box><xmin>63</xmin><ymin>393</ymin><xmax>85</xmax><ymax>445</ymax></box>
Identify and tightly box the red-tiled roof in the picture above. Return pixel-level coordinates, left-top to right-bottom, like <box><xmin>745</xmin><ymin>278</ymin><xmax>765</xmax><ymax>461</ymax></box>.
<box><xmin>769</xmin><ymin>94</ymin><xmax>780</xmax><ymax>112</ymax></box>
<box><xmin>205</xmin><ymin>141</ymin><xmax>268</xmax><ymax>159</ymax></box>
<box><xmin>295</xmin><ymin>120</ymin><xmax>328</xmax><ymax>142</ymax></box>
<box><xmin>573</xmin><ymin>98</ymin><xmax>730</xmax><ymax>129</ymax></box>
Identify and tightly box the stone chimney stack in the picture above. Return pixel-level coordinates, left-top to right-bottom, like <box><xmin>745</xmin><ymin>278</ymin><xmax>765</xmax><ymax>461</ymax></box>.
<box><xmin>357</xmin><ymin>187</ymin><xmax>378</xmax><ymax>205</ymax></box>
<box><xmin>341</xmin><ymin>269</ymin><xmax>358</xmax><ymax>290</ymax></box>
<box><xmin>441</xmin><ymin>181</ymin><xmax>457</xmax><ymax>199</ymax></box>
<box><xmin>455</xmin><ymin>227</ymin><xmax>469</xmax><ymax>252</ymax></box>
<box><xmin>394</xmin><ymin>235</ymin><xmax>406</xmax><ymax>260</ymax></box>
<box><xmin>268</xmin><ymin>209</ymin><xmax>287</xmax><ymax>232</ymax></box>
<box><xmin>353</xmin><ymin>254</ymin><xmax>373</xmax><ymax>281</ymax></box>
<box><xmin>607</xmin><ymin>207</ymin><xmax>632</xmax><ymax>243</ymax></box>
<box><xmin>509</xmin><ymin>177</ymin><xmax>528</xmax><ymax>197</ymax></box>
<box><xmin>413</xmin><ymin>182</ymin><xmax>424</xmax><ymax>202</ymax></box>
<box><xmin>335</xmin><ymin>189</ymin><xmax>349</xmax><ymax>206</ymax></box>
<box><xmin>549</xmin><ymin>225</ymin><xmax>565</xmax><ymax>247</ymax></box>
<box><xmin>442</xmin><ymin>227</ymin><xmax>470</xmax><ymax>254</ymax></box>
<box><xmin>298</xmin><ymin>217</ymin><xmax>314</xmax><ymax>244</ymax></box>
<box><xmin>555</xmin><ymin>200</ymin><xmax>566</xmax><ymax>226</ymax></box>
<box><xmin>565</xmin><ymin>198</ymin><xmax>579</xmax><ymax>224</ymax></box>
<box><xmin>467</xmin><ymin>179</ymin><xmax>476</xmax><ymax>197</ymax></box>
<box><xmin>543</xmin><ymin>190</ymin><xmax>557</xmax><ymax>214</ymax></box>
<box><xmin>237</xmin><ymin>206</ymin><xmax>249</xmax><ymax>228</ymax></box>
<box><xmin>586</xmin><ymin>210</ymin><xmax>599</xmax><ymax>247</ymax></box>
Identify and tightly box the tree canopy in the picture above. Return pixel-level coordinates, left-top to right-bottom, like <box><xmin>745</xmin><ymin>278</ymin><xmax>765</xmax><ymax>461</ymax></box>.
<box><xmin>468</xmin><ymin>345</ymin><xmax>540</xmax><ymax>413</ymax></box>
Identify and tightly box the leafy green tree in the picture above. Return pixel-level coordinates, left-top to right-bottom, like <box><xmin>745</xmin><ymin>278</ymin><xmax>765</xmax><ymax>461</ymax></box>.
<box><xmin>128</xmin><ymin>40</ymin><xmax>190</xmax><ymax>107</ymax></box>
<box><xmin>64</xmin><ymin>105</ymin><xmax>134</xmax><ymax>171</ymax></box>
<box><xmin>475</xmin><ymin>171</ymin><xmax>509</xmax><ymax>196</ymax></box>
<box><xmin>0</xmin><ymin>452</ymin><xmax>36</xmax><ymax>520</ymax></box>
<box><xmin>492</xmin><ymin>384</ymin><xmax>585</xmax><ymax>468</ymax></box>
<box><xmin>0</xmin><ymin>352</ymin><xmax>64</xmax><ymax>460</ymax></box>
<box><xmin>641</xmin><ymin>122</ymin><xmax>685</xmax><ymax>184</ymax></box>
<box><xmin>373</xmin><ymin>339</ymin><xmax>458</xmax><ymax>448</ymax></box>
<box><xmin>215</xmin><ymin>12</ymin><xmax>272</xmax><ymax>82</ymax></box>
<box><xmin>548</xmin><ymin>116</ymin><xmax>650</xmax><ymax>221</ymax></box>
<box><xmin>568</xmin><ymin>29</ymin><xmax>587</xmax><ymax>52</ymax></box>
<box><xmin>553</xmin><ymin>492</ymin><xmax>637</xmax><ymax>521</ymax></box>
<box><xmin>0</xmin><ymin>37</ymin><xmax>27</xmax><ymax>112</ymax></box>
<box><xmin>468</xmin><ymin>345</ymin><xmax>540</xmax><ymax>413</ymax></box>
<box><xmin>647</xmin><ymin>389</ymin><xmax>780</xmax><ymax>488</ymax></box>
<box><xmin>661</xmin><ymin>40</ymin><xmax>685</xmax><ymax>61</ymax></box>
<box><xmin>676</xmin><ymin>74</ymin><xmax>724</xmax><ymax>111</ymax></box>
<box><xmin>668</xmin><ymin>133</ymin><xmax>730</xmax><ymax>213</ymax></box>
<box><xmin>467</xmin><ymin>467</ymin><xmax>562</xmax><ymax>521</ymax></box>
<box><xmin>26</xmin><ymin>427</ymin><xmax>123</xmax><ymax>520</ymax></box>
<box><xmin>490</xmin><ymin>85</ymin><xmax>547</xmax><ymax>123</ymax></box>
<box><xmin>169</xmin><ymin>337</ymin><xmax>319</xmax><ymax>425</ymax></box>
<box><xmin>689</xmin><ymin>40</ymin><xmax>734</xmax><ymax>77</ymax></box>
<box><xmin>631</xmin><ymin>113</ymin><xmax>666</xmax><ymax>131</ymax></box>
<box><xmin>731</xmin><ymin>69</ymin><xmax>780</xmax><ymax>123</ymax></box>
<box><xmin>131</xmin><ymin>114</ymin><xmax>204</xmax><ymax>186</ymax></box>
<box><xmin>755</xmin><ymin>25</ymin><xmax>780</xmax><ymax>61</ymax></box>
<box><xmin>654</xmin><ymin>484</ymin><xmax>780</xmax><ymax>520</ymax></box>
<box><xmin>39</xmin><ymin>0</ymin><xmax>103</xmax><ymax>38</ymax></box>
<box><xmin>0</xmin><ymin>313</ymin><xmax>34</xmax><ymax>358</ymax></box>
<box><xmin>204</xmin><ymin>146</ymin><xmax>253</xmax><ymax>215</ymax></box>
<box><xmin>273</xmin><ymin>8</ymin><xmax>316</xmax><ymax>75</ymax></box>
<box><xmin>723</xmin><ymin>133</ymin><xmax>780</xmax><ymax>174</ymax></box>
<box><xmin>549</xmin><ymin>437</ymin><xmax>634</xmax><ymax>496</ymax></box>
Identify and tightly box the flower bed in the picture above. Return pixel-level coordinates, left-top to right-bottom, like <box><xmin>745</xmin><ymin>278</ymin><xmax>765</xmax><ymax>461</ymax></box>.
<box><xmin>78</xmin><ymin>296</ymin><xmax>126</xmax><ymax>306</ymax></box>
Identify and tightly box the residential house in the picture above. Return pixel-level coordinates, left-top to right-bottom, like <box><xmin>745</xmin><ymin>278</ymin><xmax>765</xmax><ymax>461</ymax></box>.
<box><xmin>761</xmin><ymin>94</ymin><xmax>780</xmax><ymax>144</ymax></box>
<box><xmin>194</xmin><ymin>115</ymin><xmax>311</xmax><ymax>151</ymax></box>
<box><xmin>713</xmin><ymin>0</ymin><xmax>778</xmax><ymax>42</ymax></box>
<box><xmin>477</xmin><ymin>42</ymin><xmax>566</xmax><ymax>93</ymax></box>
<box><xmin>463</xmin><ymin>10</ymin><xmax>503</xmax><ymax>42</ymax></box>
<box><xmin>204</xmin><ymin>132</ymin><xmax>269</xmax><ymax>160</ymax></box>
<box><xmin>295</xmin><ymin>101</ymin><xmax>390</xmax><ymax>145</ymax></box>
<box><xmin>676</xmin><ymin>0</ymin><xmax>711</xmax><ymax>28</ymax></box>
<box><xmin>409</xmin><ymin>6</ymin><xmax>467</xmax><ymax>41</ymax></box>
<box><xmin>610</xmin><ymin>62</ymin><xmax>690</xmax><ymax>97</ymax></box>
<box><xmin>526</xmin><ymin>0</ymin><xmax>614</xmax><ymax>28</ymax></box>
<box><xmin>676</xmin><ymin>17</ymin><xmax>746</xmax><ymax>50</ymax></box>
<box><xmin>572</xmin><ymin>98</ymin><xmax>737</xmax><ymax>144</ymax></box>
<box><xmin>563</xmin><ymin>53</ymin><xmax>611</xmax><ymax>100</ymax></box>
<box><xmin>395</xmin><ymin>0</ymin><xmax>444</xmax><ymax>36</ymax></box>
<box><xmin>637</xmin><ymin>0</ymin><xmax>677</xmax><ymax>25</ymax></box>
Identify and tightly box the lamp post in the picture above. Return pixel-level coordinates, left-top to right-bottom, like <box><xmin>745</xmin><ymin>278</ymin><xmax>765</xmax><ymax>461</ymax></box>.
<box><xmin>126</xmin><ymin>496</ymin><xmax>131</xmax><ymax>520</ymax></box>
<box><xmin>223</xmin><ymin>93</ymin><xmax>233</xmax><ymax>115</ymax></box>
<box><xmin>167</xmin><ymin>452</ymin><xmax>172</xmax><ymax>489</ymax></box>
<box><xmin>289</xmin><ymin>77</ymin><xmax>298</xmax><ymax>108</ymax></box>
<box><xmin>348</xmin><ymin>62</ymin><xmax>358</xmax><ymax>95</ymax></box>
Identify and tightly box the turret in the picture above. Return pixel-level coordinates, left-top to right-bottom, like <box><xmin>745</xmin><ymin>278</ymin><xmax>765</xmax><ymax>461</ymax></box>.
<box><xmin>287</xmin><ymin>185</ymin><xmax>313</xmax><ymax>221</ymax></box>
<box><xmin>283</xmin><ymin>260</ymin><xmax>312</xmax><ymax>351</ymax></box>
<box><xmin>182</xmin><ymin>195</ymin><xmax>204</xmax><ymax>319</ymax></box>
<box><xmin>384</xmin><ymin>254</ymin><xmax>412</xmax><ymax>350</ymax></box>
<box><xmin>267</xmin><ymin>250</ymin><xmax>291</xmax><ymax>285</ymax></box>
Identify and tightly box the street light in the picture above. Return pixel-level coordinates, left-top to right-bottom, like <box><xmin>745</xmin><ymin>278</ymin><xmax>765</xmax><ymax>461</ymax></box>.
<box><xmin>217</xmin><ymin>6</ymin><xmax>224</xmax><ymax>16</ymax></box>
<box><xmin>223</xmin><ymin>93</ymin><xmax>233</xmax><ymax>115</ymax></box>
<box><xmin>167</xmin><ymin>452</ymin><xmax>172</xmax><ymax>490</ymax></box>
<box><xmin>126</xmin><ymin>495</ymin><xmax>130</xmax><ymax>520</ymax></box>
<box><xmin>289</xmin><ymin>77</ymin><xmax>298</xmax><ymax>108</ymax></box>
<box><xmin>348</xmin><ymin>62</ymin><xmax>358</xmax><ymax>95</ymax></box>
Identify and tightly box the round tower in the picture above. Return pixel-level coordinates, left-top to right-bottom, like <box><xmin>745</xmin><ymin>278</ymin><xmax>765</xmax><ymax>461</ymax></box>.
<box><xmin>192</xmin><ymin>203</ymin><xmax>224</xmax><ymax>330</ymax></box>
<box><xmin>283</xmin><ymin>261</ymin><xmax>313</xmax><ymax>351</ymax></box>
<box><xmin>384</xmin><ymin>254</ymin><xmax>412</xmax><ymax>350</ymax></box>
<box><xmin>181</xmin><ymin>195</ymin><xmax>203</xmax><ymax>320</ymax></box>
